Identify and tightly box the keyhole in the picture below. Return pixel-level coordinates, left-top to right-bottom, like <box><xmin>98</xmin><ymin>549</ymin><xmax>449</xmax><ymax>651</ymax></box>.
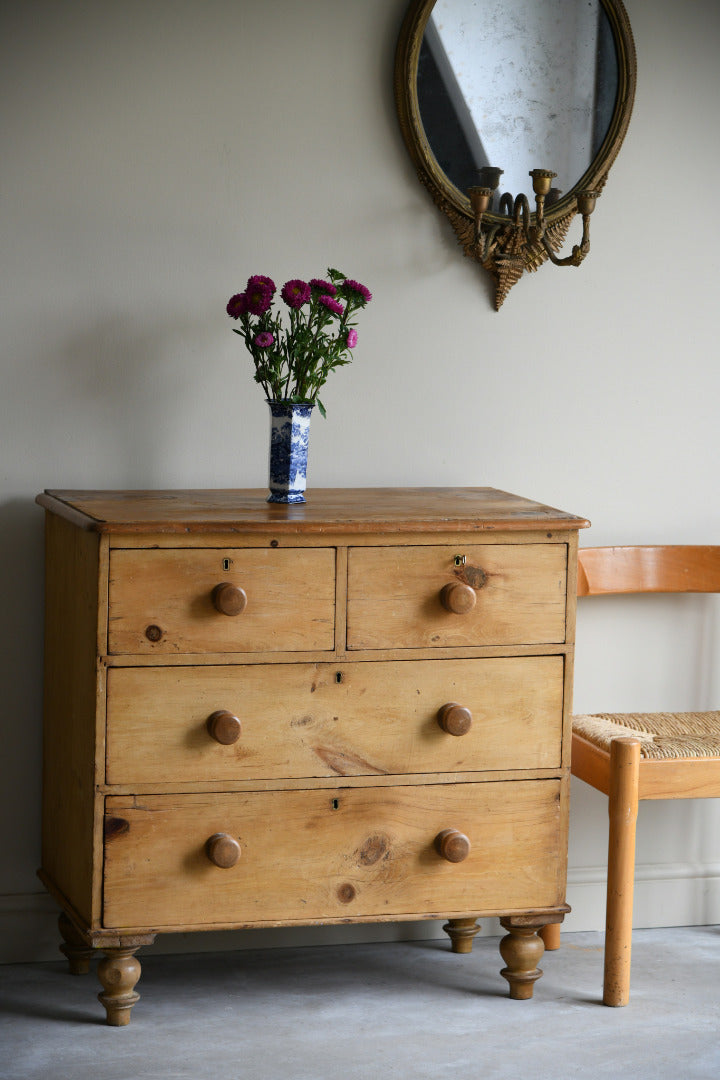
<box><xmin>222</xmin><ymin>558</ymin><xmax>231</xmax><ymax>572</ymax></box>
<box><xmin>454</xmin><ymin>554</ymin><xmax>466</xmax><ymax>567</ymax></box>
<box><xmin>331</xmin><ymin>798</ymin><xmax>340</xmax><ymax>810</ymax></box>
<box><xmin>335</xmin><ymin>672</ymin><xmax>343</xmax><ymax>684</ymax></box>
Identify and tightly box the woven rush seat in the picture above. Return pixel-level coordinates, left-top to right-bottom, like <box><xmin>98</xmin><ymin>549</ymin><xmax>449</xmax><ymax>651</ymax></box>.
<box><xmin>573</xmin><ymin>712</ymin><xmax>720</xmax><ymax>760</ymax></box>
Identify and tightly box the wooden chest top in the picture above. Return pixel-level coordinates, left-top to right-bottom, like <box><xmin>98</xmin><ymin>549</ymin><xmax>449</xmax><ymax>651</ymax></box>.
<box><xmin>36</xmin><ymin>487</ymin><xmax>589</xmax><ymax>536</ymax></box>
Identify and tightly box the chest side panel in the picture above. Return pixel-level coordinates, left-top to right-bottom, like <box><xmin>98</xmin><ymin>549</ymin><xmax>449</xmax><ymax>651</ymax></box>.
<box><xmin>40</xmin><ymin>513</ymin><xmax>105</xmax><ymax>924</ymax></box>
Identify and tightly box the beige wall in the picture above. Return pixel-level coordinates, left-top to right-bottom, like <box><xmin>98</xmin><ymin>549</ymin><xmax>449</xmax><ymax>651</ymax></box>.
<box><xmin>2</xmin><ymin>0</ymin><xmax>719</xmax><ymax>961</ymax></box>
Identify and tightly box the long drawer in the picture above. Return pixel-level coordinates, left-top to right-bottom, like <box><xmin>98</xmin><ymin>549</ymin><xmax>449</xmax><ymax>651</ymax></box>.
<box><xmin>108</xmin><ymin>547</ymin><xmax>336</xmax><ymax>654</ymax></box>
<box><xmin>346</xmin><ymin>544</ymin><xmax>568</xmax><ymax>649</ymax></box>
<box><xmin>103</xmin><ymin>780</ymin><xmax>563</xmax><ymax>929</ymax></box>
<box><xmin>105</xmin><ymin>656</ymin><xmax>564</xmax><ymax>784</ymax></box>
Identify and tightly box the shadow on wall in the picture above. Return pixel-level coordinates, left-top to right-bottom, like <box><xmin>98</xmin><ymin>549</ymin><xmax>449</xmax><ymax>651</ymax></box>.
<box><xmin>0</xmin><ymin>498</ymin><xmax>45</xmax><ymax>890</ymax></box>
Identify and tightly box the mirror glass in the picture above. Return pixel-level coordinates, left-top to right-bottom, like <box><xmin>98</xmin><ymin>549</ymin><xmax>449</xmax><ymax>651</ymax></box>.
<box><xmin>416</xmin><ymin>0</ymin><xmax>619</xmax><ymax>209</ymax></box>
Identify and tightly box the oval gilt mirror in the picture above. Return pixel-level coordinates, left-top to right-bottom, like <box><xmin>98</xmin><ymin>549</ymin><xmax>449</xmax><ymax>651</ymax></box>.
<box><xmin>394</xmin><ymin>0</ymin><xmax>636</xmax><ymax>308</ymax></box>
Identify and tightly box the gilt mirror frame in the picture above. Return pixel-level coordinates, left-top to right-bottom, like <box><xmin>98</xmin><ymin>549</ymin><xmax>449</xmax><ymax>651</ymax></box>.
<box><xmin>394</xmin><ymin>0</ymin><xmax>637</xmax><ymax>308</ymax></box>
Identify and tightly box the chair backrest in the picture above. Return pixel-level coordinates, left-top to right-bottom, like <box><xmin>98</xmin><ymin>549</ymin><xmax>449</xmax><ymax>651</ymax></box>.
<box><xmin>577</xmin><ymin>546</ymin><xmax>720</xmax><ymax>597</ymax></box>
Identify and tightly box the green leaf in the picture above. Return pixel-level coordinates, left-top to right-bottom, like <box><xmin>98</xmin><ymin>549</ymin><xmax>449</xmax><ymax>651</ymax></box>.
<box><xmin>317</xmin><ymin>399</ymin><xmax>327</xmax><ymax>418</ymax></box>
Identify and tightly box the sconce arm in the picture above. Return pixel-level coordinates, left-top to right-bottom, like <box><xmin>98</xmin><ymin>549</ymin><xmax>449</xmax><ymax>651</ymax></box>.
<box><xmin>512</xmin><ymin>193</ymin><xmax>530</xmax><ymax>232</ymax></box>
<box><xmin>498</xmin><ymin>192</ymin><xmax>514</xmax><ymax>216</ymax></box>
<box><xmin>541</xmin><ymin>211</ymin><xmax>592</xmax><ymax>267</ymax></box>
<box><xmin>473</xmin><ymin>221</ymin><xmax>503</xmax><ymax>262</ymax></box>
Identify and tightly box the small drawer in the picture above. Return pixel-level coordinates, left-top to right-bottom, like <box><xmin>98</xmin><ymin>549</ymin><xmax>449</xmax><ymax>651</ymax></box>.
<box><xmin>347</xmin><ymin>544</ymin><xmax>567</xmax><ymax>650</ymax></box>
<box><xmin>108</xmin><ymin>547</ymin><xmax>335</xmax><ymax>654</ymax></box>
<box><xmin>105</xmin><ymin>656</ymin><xmax>564</xmax><ymax>784</ymax></box>
<box><xmin>102</xmin><ymin>780</ymin><xmax>563</xmax><ymax>929</ymax></box>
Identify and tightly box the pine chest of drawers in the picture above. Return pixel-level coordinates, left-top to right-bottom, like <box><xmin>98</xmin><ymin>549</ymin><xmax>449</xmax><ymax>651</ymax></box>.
<box><xmin>37</xmin><ymin>487</ymin><xmax>587</xmax><ymax>1025</ymax></box>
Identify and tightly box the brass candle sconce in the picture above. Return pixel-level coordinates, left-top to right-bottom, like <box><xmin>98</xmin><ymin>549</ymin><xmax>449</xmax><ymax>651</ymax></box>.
<box><xmin>394</xmin><ymin>0</ymin><xmax>636</xmax><ymax>309</ymax></box>
<box><xmin>467</xmin><ymin>168</ymin><xmax>601</xmax><ymax>306</ymax></box>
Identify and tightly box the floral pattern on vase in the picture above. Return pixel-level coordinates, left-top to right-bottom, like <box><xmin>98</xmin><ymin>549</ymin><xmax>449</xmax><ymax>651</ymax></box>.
<box><xmin>267</xmin><ymin>401</ymin><xmax>313</xmax><ymax>504</ymax></box>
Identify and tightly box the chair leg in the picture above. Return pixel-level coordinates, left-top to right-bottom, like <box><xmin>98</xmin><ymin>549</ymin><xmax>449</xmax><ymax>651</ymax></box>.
<box><xmin>603</xmin><ymin>737</ymin><xmax>641</xmax><ymax>1007</ymax></box>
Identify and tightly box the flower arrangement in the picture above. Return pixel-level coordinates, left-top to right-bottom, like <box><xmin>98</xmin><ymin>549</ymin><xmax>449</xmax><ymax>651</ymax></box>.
<box><xmin>226</xmin><ymin>268</ymin><xmax>371</xmax><ymax>416</ymax></box>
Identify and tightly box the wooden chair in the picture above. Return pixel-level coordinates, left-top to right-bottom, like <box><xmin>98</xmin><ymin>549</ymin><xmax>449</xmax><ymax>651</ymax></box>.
<box><xmin>542</xmin><ymin>545</ymin><xmax>720</xmax><ymax>1006</ymax></box>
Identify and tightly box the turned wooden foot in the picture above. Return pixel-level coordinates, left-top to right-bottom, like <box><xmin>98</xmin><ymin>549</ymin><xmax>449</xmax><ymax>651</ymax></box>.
<box><xmin>97</xmin><ymin>946</ymin><xmax>142</xmax><ymax>1026</ymax></box>
<box><xmin>499</xmin><ymin>917</ymin><xmax>545</xmax><ymax>999</ymax></box>
<box><xmin>58</xmin><ymin>913</ymin><xmax>96</xmax><ymax>976</ymax></box>
<box><xmin>539</xmin><ymin>923</ymin><xmax>561</xmax><ymax>951</ymax></box>
<box><xmin>442</xmin><ymin>917</ymin><xmax>481</xmax><ymax>954</ymax></box>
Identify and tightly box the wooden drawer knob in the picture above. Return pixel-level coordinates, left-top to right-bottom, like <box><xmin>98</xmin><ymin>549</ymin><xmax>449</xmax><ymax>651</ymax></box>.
<box><xmin>435</xmin><ymin>828</ymin><xmax>471</xmax><ymax>863</ymax></box>
<box><xmin>440</xmin><ymin>582</ymin><xmax>476</xmax><ymax>614</ymax></box>
<box><xmin>212</xmin><ymin>582</ymin><xmax>248</xmax><ymax>616</ymax></box>
<box><xmin>437</xmin><ymin>703</ymin><xmax>473</xmax><ymax>736</ymax></box>
<box><xmin>205</xmin><ymin>833</ymin><xmax>241</xmax><ymax>868</ymax></box>
<box><xmin>206</xmin><ymin>710</ymin><xmax>242</xmax><ymax>745</ymax></box>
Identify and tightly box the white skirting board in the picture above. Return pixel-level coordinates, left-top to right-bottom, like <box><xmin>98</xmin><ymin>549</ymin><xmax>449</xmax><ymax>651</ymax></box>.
<box><xmin>564</xmin><ymin>861</ymin><xmax>720</xmax><ymax>933</ymax></box>
<box><xmin>2</xmin><ymin>864</ymin><xmax>720</xmax><ymax>965</ymax></box>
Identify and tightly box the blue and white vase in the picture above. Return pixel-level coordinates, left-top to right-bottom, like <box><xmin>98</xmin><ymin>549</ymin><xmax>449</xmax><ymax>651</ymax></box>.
<box><xmin>266</xmin><ymin>401</ymin><xmax>313</xmax><ymax>504</ymax></box>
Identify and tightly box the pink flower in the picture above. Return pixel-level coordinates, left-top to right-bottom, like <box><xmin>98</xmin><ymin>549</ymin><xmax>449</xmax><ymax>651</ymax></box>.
<box><xmin>281</xmin><ymin>279</ymin><xmax>312</xmax><ymax>308</ymax></box>
<box><xmin>342</xmin><ymin>278</ymin><xmax>372</xmax><ymax>302</ymax></box>
<box><xmin>247</xmin><ymin>274</ymin><xmax>276</xmax><ymax>294</ymax></box>
<box><xmin>246</xmin><ymin>279</ymin><xmax>273</xmax><ymax>315</ymax></box>
<box><xmin>309</xmin><ymin>278</ymin><xmax>337</xmax><ymax>295</ymax></box>
<box><xmin>254</xmin><ymin>331</ymin><xmax>275</xmax><ymax>348</ymax></box>
<box><xmin>226</xmin><ymin>292</ymin><xmax>248</xmax><ymax>318</ymax></box>
<box><xmin>346</xmin><ymin>328</ymin><xmax>358</xmax><ymax>349</ymax></box>
<box><xmin>319</xmin><ymin>294</ymin><xmax>344</xmax><ymax>316</ymax></box>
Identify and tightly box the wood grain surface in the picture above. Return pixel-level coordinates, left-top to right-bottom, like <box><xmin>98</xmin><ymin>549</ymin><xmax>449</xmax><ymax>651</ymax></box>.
<box><xmin>108</xmin><ymin>547</ymin><xmax>335</xmax><ymax>654</ymax></box>
<box><xmin>347</xmin><ymin>544</ymin><xmax>568</xmax><ymax>649</ymax></box>
<box><xmin>37</xmin><ymin>487</ymin><xmax>589</xmax><ymax>534</ymax></box>
<box><xmin>105</xmin><ymin>656</ymin><xmax>564</xmax><ymax>784</ymax></box>
<box><xmin>103</xmin><ymin>781</ymin><xmax>563</xmax><ymax>928</ymax></box>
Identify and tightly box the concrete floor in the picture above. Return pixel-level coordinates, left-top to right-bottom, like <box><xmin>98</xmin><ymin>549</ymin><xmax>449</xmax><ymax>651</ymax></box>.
<box><xmin>1</xmin><ymin>927</ymin><xmax>719</xmax><ymax>1080</ymax></box>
